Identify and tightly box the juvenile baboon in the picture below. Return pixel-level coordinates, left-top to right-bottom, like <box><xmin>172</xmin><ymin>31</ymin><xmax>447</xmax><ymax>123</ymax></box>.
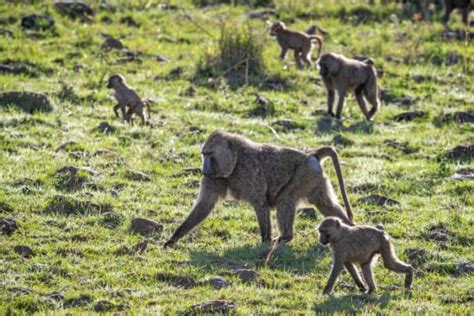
<box><xmin>318</xmin><ymin>217</ymin><xmax>414</xmax><ymax>294</ymax></box>
<box><xmin>318</xmin><ymin>53</ymin><xmax>380</xmax><ymax>121</ymax></box>
<box><xmin>163</xmin><ymin>131</ymin><xmax>354</xmax><ymax>248</ymax></box>
<box><xmin>443</xmin><ymin>0</ymin><xmax>473</xmax><ymax>26</ymax></box>
<box><xmin>267</xmin><ymin>21</ymin><xmax>323</xmax><ymax>68</ymax></box>
<box><xmin>106</xmin><ymin>74</ymin><xmax>151</xmax><ymax>125</ymax></box>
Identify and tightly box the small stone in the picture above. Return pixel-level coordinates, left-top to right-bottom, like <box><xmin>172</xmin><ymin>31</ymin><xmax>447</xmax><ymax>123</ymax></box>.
<box><xmin>189</xmin><ymin>300</ymin><xmax>236</xmax><ymax>313</ymax></box>
<box><xmin>209</xmin><ymin>276</ymin><xmax>231</xmax><ymax>290</ymax></box>
<box><xmin>232</xmin><ymin>269</ymin><xmax>258</xmax><ymax>282</ymax></box>
<box><xmin>14</xmin><ymin>245</ymin><xmax>33</xmax><ymax>258</ymax></box>
<box><xmin>358</xmin><ymin>194</ymin><xmax>400</xmax><ymax>206</ymax></box>
<box><xmin>130</xmin><ymin>218</ymin><xmax>162</xmax><ymax>236</ymax></box>
<box><xmin>126</xmin><ymin>170</ymin><xmax>151</xmax><ymax>181</ymax></box>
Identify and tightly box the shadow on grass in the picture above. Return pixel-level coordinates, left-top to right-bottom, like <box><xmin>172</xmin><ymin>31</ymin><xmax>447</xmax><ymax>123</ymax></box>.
<box><xmin>315</xmin><ymin>117</ymin><xmax>375</xmax><ymax>134</ymax></box>
<box><xmin>189</xmin><ymin>243</ymin><xmax>327</xmax><ymax>274</ymax></box>
<box><xmin>314</xmin><ymin>292</ymin><xmax>392</xmax><ymax>313</ymax></box>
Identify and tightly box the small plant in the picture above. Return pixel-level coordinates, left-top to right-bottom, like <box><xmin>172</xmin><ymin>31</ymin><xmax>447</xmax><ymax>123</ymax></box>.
<box><xmin>196</xmin><ymin>22</ymin><xmax>267</xmax><ymax>88</ymax></box>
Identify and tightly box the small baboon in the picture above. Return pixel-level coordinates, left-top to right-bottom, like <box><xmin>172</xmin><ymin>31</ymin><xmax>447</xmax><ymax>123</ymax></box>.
<box><xmin>443</xmin><ymin>0</ymin><xmax>473</xmax><ymax>26</ymax></box>
<box><xmin>318</xmin><ymin>53</ymin><xmax>380</xmax><ymax>121</ymax></box>
<box><xmin>267</xmin><ymin>21</ymin><xmax>323</xmax><ymax>68</ymax></box>
<box><xmin>318</xmin><ymin>217</ymin><xmax>414</xmax><ymax>294</ymax></box>
<box><xmin>163</xmin><ymin>131</ymin><xmax>354</xmax><ymax>248</ymax></box>
<box><xmin>106</xmin><ymin>74</ymin><xmax>151</xmax><ymax>125</ymax></box>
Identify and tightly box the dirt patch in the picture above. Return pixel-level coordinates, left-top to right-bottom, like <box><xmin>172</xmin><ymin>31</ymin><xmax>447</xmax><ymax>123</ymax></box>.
<box><xmin>14</xmin><ymin>245</ymin><xmax>33</xmax><ymax>258</ymax></box>
<box><xmin>130</xmin><ymin>218</ymin><xmax>163</xmax><ymax>236</ymax></box>
<box><xmin>64</xmin><ymin>294</ymin><xmax>93</xmax><ymax>308</ymax></box>
<box><xmin>0</xmin><ymin>218</ymin><xmax>18</xmax><ymax>235</ymax></box>
<box><xmin>44</xmin><ymin>195</ymin><xmax>112</xmax><ymax>216</ymax></box>
<box><xmin>101</xmin><ymin>212</ymin><xmax>124</xmax><ymax>229</ymax></box>
<box><xmin>156</xmin><ymin>273</ymin><xmax>196</xmax><ymax>289</ymax></box>
<box><xmin>384</xmin><ymin>139</ymin><xmax>417</xmax><ymax>154</ymax></box>
<box><xmin>332</xmin><ymin>134</ymin><xmax>354</xmax><ymax>147</ymax></box>
<box><xmin>209</xmin><ymin>276</ymin><xmax>231</xmax><ymax>290</ymax></box>
<box><xmin>54</xmin><ymin>1</ymin><xmax>94</xmax><ymax>20</ymax></box>
<box><xmin>393</xmin><ymin>111</ymin><xmax>427</xmax><ymax>122</ymax></box>
<box><xmin>405</xmin><ymin>248</ymin><xmax>431</xmax><ymax>267</ymax></box>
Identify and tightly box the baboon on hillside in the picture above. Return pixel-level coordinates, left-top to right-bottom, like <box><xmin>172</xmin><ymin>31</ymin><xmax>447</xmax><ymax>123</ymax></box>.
<box><xmin>106</xmin><ymin>74</ymin><xmax>151</xmax><ymax>125</ymax></box>
<box><xmin>163</xmin><ymin>131</ymin><xmax>354</xmax><ymax>248</ymax></box>
<box><xmin>267</xmin><ymin>21</ymin><xmax>323</xmax><ymax>68</ymax></box>
<box><xmin>318</xmin><ymin>217</ymin><xmax>414</xmax><ymax>294</ymax></box>
<box><xmin>318</xmin><ymin>53</ymin><xmax>380</xmax><ymax>121</ymax></box>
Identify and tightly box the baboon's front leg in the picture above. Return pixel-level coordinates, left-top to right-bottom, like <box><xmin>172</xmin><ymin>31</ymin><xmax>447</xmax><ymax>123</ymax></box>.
<box><xmin>254</xmin><ymin>203</ymin><xmax>271</xmax><ymax>243</ymax></box>
<box><xmin>323</xmin><ymin>259</ymin><xmax>344</xmax><ymax>294</ymax></box>
<box><xmin>335</xmin><ymin>89</ymin><xmax>347</xmax><ymax>119</ymax></box>
<box><xmin>279</xmin><ymin>47</ymin><xmax>288</xmax><ymax>60</ymax></box>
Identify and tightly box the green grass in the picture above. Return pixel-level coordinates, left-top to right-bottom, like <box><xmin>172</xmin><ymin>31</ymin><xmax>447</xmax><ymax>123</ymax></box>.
<box><xmin>0</xmin><ymin>0</ymin><xmax>473</xmax><ymax>314</ymax></box>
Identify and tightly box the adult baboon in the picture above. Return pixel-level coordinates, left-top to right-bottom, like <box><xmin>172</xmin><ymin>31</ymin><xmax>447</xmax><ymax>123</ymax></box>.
<box><xmin>318</xmin><ymin>53</ymin><xmax>380</xmax><ymax>121</ymax></box>
<box><xmin>106</xmin><ymin>74</ymin><xmax>151</xmax><ymax>125</ymax></box>
<box><xmin>318</xmin><ymin>217</ymin><xmax>414</xmax><ymax>294</ymax></box>
<box><xmin>443</xmin><ymin>0</ymin><xmax>473</xmax><ymax>26</ymax></box>
<box><xmin>267</xmin><ymin>21</ymin><xmax>323</xmax><ymax>68</ymax></box>
<box><xmin>163</xmin><ymin>131</ymin><xmax>354</xmax><ymax>248</ymax></box>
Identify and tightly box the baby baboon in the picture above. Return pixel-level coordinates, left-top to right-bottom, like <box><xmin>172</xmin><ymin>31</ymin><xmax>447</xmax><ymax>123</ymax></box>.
<box><xmin>106</xmin><ymin>74</ymin><xmax>151</xmax><ymax>125</ymax></box>
<box><xmin>443</xmin><ymin>0</ymin><xmax>473</xmax><ymax>26</ymax></box>
<box><xmin>318</xmin><ymin>53</ymin><xmax>380</xmax><ymax>121</ymax></box>
<box><xmin>318</xmin><ymin>217</ymin><xmax>414</xmax><ymax>294</ymax></box>
<box><xmin>268</xmin><ymin>21</ymin><xmax>323</xmax><ymax>68</ymax></box>
<box><xmin>163</xmin><ymin>131</ymin><xmax>354</xmax><ymax>248</ymax></box>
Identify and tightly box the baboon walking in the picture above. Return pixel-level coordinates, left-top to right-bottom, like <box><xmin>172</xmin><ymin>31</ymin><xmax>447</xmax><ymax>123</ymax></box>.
<box><xmin>318</xmin><ymin>217</ymin><xmax>414</xmax><ymax>294</ymax></box>
<box><xmin>164</xmin><ymin>131</ymin><xmax>354</xmax><ymax>248</ymax></box>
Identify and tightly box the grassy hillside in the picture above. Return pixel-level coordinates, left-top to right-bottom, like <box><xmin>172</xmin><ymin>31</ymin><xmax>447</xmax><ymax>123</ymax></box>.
<box><xmin>0</xmin><ymin>0</ymin><xmax>472</xmax><ymax>314</ymax></box>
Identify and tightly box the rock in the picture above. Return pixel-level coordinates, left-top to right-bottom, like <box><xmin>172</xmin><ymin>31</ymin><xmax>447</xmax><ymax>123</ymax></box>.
<box><xmin>232</xmin><ymin>269</ymin><xmax>258</xmax><ymax>282</ymax></box>
<box><xmin>64</xmin><ymin>294</ymin><xmax>93</xmax><ymax>307</ymax></box>
<box><xmin>156</xmin><ymin>55</ymin><xmax>168</xmax><ymax>62</ymax></box>
<box><xmin>384</xmin><ymin>139</ymin><xmax>417</xmax><ymax>154</ymax></box>
<box><xmin>132</xmin><ymin>241</ymin><xmax>147</xmax><ymax>254</ymax></box>
<box><xmin>248</xmin><ymin>95</ymin><xmax>275</xmax><ymax>117</ymax></box>
<box><xmin>120</xmin><ymin>16</ymin><xmax>140</xmax><ymax>27</ymax></box>
<box><xmin>94</xmin><ymin>300</ymin><xmax>114</xmax><ymax>313</ymax></box>
<box><xmin>0</xmin><ymin>91</ymin><xmax>52</xmax><ymax>113</ymax></box>
<box><xmin>271</xmin><ymin>119</ymin><xmax>303</xmax><ymax>131</ymax></box>
<box><xmin>297</xmin><ymin>208</ymin><xmax>317</xmax><ymax>220</ymax></box>
<box><xmin>358</xmin><ymin>194</ymin><xmax>400</xmax><ymax>206</ymax></box>
<box><xmin>248</xmin><ymin>9</ymin><xmax>277</xmax><ymax>20</ymax></box>
<box><xmin>96</xmin><ymin>122</ymin><xmax>116</xmax><ymax>133</ymax></box>
<box><xmin>332</xmin><ymin>134</ymin><xmax>354</xmax><ymax>147</ymax></box>
<box><xmin>441</xmin><ymin>111</ymin><xmax>474</xmax><ymax>124</ymax></box>
<box><xmin>209</xmin><ymin>276</ymin><xmax>231</xmax><ymax>290</ymax></box>
<box><xmin>446</xmin><ymin>145</ymin><xmax>474</xmax><ymax>161</ymax></box>
<box><xmin>14</xmin><ymin>245</ymin><xmax>33</xmax><ymax>258</ymax></box>
<box><xmin>393</xmin><ymin>111</ymin><xmax>427</xmax><ymax>122</ymax></box>
<box><xmin>102</xmin><ymin>37</ymin><xmax>125</xmax><ymax>50</ymax></box>
<box><xmin>189</xmin><ymin>300</ymin><xmax>236</xmax><ymax>313</ymax></box>
<box><xmin>445</xmin><ymin>52</ymin><xmax>462</xmax><ymax>66</ymax></box>
<box><xmin>126</xmin><ymin>170</ymin><xmax>151</xmax><ymax>181</ymax></box>
<box><xmin>44</xmin><ymin>195</ymin><xmax>112</xmax><ymax>216</ymax></box>
<box><xmin>455</xmin><ymin>260</ymin><xmax>474</xmax><ymax>275</ymax></box>
<box><xmin>130</xmin><ymin>218</ymin><xmax>162</xmax><ymax>236</ymax></box>
<box><xmin>54</xmin><ymin>1</ymin><xmax>94</xmax><ymax>20</ymax></box>
<box><xmin>21</xmin><ymin>14</ymin><xmax>55</xmax><ymax>31</ymax></box>
<box><xmin>0</xmin><ymin>218</ymin><xmax>18</xmax><ymax>235</ymax></box>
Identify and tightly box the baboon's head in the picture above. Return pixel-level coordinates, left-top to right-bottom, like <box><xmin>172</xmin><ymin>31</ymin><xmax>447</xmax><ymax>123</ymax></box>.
<box><xmin>318</xmin><ymin>53</ymin><xmax>341</xmax><ymax>77</ymax></box>
<box><xmin>317</xmin><ymin>217</ymin><xmax>343</xmax><ymax>245</ymax></box>
<box><xmin>200</xmin><ymin>131</ymin><xmax>237</xmax><ymax>179</ymax></box>
<box><xmin>106</xmin><ymin>74</ymin><xmax>125</xmax><ymax>89</ymax></box>
<box><xmin>268</xmin><ymin>21</ymin><xmax>286</xmax><ymax>36</ymax></box>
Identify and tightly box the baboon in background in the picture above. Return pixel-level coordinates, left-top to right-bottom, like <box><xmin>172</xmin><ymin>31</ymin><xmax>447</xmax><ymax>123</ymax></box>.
<box><xmin>318</xmin><ymin>53</ymin><xmax>380</xmax><ymax>121</ymax></box>
<box><xmin>163</xmin><ymin>131</ymin><xmax>354</xmax><ymax>248</ymax></box>
<box><xmin>318</xmin><ymin>217</ymin><xmax>414</xmax><ymax>294</ymax></box>
<box><xmin>106</xmin><ymin>74</ymin><xmax>151</xmax><ymax>125</ymax></box>
<box><xmin>267</xmin><ymin>21</ymin><xmax>323</xmax><ymax>68</ymax></box>
<box><xmin>443</xmin><ymin>0</ymin><xmax>473</xmax><ymax>26</ymax></box>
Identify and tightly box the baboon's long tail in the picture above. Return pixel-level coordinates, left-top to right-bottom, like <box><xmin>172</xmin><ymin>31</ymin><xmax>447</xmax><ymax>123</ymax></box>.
<box><xmin>312</xmin><ymin>146</ymin><xmax>353</xmax><ymax>223</ymax></box>
<box><xmin>309</xmin><ymin>35</ymin><xmax>323</xmax><ymax>60</ymax></box>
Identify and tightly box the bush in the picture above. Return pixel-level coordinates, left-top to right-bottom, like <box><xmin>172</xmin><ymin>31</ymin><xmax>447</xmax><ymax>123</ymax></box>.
<box><xmin>196</xmin><ymin>23</ymin><xmax>267</xmax><ymax>88</ymax></box>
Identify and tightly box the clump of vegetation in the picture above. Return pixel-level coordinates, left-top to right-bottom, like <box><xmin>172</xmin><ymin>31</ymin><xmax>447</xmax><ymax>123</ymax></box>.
<box><xmin>196</xmin><ymin>23</ymin><xmax>267</xmax><ymax>88</ymax></box>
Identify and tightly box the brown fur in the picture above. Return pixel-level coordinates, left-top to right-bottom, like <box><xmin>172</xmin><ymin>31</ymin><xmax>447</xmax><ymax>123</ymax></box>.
<box><xmin>268</xmin><ymin>21</ymin><xmax>323</xmax><ymax>68</ymax></box>
<box><xmin>106</xmin><ymin>74</ymin><xmax>151</xmax><ymax>125</ymax></box>
<box><xmin>443</xmin><ymin>0</ymin><xmax>473</xmax><ymax>26</ymax></box>
<box><xmin>318</xmin><ymin>53</ymin><xmax>380</xmax><ymax>121</ymax></box>
<box><xmin>318</xmin><ymin>217</ymin><xmax>414</xmax><ymax>294</ymax></box>
<box><xmin>163</xmin><ymin>131</ymin><xmax>354</xmax><ymax>248</ymax></box>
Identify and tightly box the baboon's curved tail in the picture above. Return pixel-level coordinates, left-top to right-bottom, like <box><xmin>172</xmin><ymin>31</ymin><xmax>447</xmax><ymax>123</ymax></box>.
<box><xmin>311</xmin><ymin>146</ymin><xmax>353</xmax><ymax>224</ymax></box>
<box><xmin>309</xmin><ymin>35</ymin><xmax>323</xmax><ymax>60</ymax></box>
